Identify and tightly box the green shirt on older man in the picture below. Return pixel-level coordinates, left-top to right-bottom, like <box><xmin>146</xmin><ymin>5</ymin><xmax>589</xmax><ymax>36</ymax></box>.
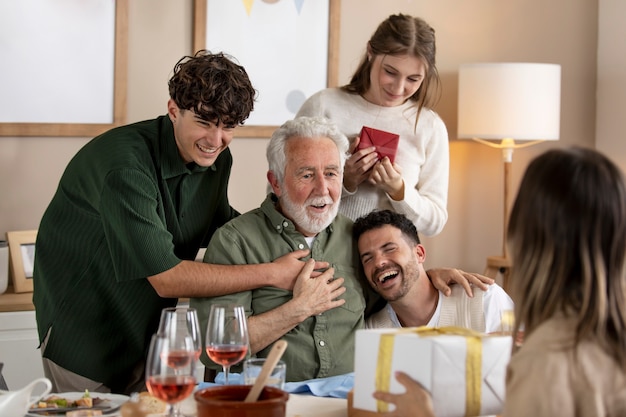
<box><xmin>191</xmin><ymin>194</ymin><xmax>366</xmax><ymax>382</ymax></box>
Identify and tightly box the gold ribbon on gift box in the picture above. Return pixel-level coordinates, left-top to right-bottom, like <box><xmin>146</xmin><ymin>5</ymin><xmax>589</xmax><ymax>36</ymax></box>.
<box><xmin>375</xmin><ymin>326</ymin><xmax>484</xmax><ymax>416</ymax></box>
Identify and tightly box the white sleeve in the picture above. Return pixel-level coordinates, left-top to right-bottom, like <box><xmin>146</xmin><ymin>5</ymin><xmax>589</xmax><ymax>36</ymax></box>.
<box><xmin>388</xmin><ymin>114</ymin><xmax>449</xmax><ymax>236</ymax></box>
<box><xmin>482</xmin><ymin>284</ymin><xmax>515</xmax><ymax>333</ymax></box>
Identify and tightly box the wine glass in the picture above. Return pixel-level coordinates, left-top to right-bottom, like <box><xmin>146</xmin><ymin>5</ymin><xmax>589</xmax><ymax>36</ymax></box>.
<box><xmin>158</xmin><ymin>307</ymin><xmax>203</xmax><ymax>363</ymax></box>
<box><xmin>145</xmin><ymin>333</ymin><xmax>197</xmax><ymax>417</ymax></box>
<box><xmin>156</xmin><ymin>307</ymin><xmax>202</xmax><ymax>416</ymax></box>
<box><xmin>205</xmin><ymin>304</ymin><xmax>249</xmax><ymax>385</ymax></box>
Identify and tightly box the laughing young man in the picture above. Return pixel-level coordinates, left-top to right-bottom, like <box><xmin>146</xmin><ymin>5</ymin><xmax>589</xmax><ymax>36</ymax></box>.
<box><xmin>354</xmin><ymin>210</ymin><xmax>513</xmax><ymax>331</ymax></box>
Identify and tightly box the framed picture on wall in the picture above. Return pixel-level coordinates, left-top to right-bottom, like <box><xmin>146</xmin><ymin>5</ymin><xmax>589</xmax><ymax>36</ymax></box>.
<box><xmin>0</xmin><ymin>0</ymin><xmax>128</xmax><ymax>137</ymax></box>
<box><xmin>193</xmin><ymin>0</ymin><xmax>340</xmax><ymax>137</ymax></box>
<box><xmin>6</xmin><ymin>230</ymin><xmax>38</xmax><ymax>293</ymax></box>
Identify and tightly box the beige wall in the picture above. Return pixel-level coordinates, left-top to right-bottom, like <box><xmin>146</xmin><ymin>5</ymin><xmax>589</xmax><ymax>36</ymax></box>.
<box><xmin>0</xmin><ymin>0</ymin><xmax>611</xmax><ymax>275</ymax></box>
<box><xmin>596</xmin><ymin>0</ymin><xmax>626</xmax><ymax>167</ymax></box>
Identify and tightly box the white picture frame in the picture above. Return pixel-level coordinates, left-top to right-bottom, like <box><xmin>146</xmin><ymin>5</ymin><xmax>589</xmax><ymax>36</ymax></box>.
<box><xmin>193</xmin><ymin>0</ymin><xmax>340</xmax><ymax>137</ymax></box>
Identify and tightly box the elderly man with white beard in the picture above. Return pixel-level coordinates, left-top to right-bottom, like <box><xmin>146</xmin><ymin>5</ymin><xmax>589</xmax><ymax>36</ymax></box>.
<box><xmin>191</xmin><ymin>116</ymin><xmax>362</xmax><ymax>382</ymax></box>
<box><xmin>191</xmin><ymin>116</ymin><xmax>488</xmax><ymax>382</ymax></box>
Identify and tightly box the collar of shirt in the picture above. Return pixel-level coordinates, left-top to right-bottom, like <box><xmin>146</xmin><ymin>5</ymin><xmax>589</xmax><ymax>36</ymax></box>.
<box><xmin>158</xmin><ymin>116</ymin><xmax>213</xmax><ymax>180</ymax></box>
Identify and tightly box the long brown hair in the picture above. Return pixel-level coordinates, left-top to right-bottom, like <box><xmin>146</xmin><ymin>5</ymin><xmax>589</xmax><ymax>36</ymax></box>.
<box><xmin>508</xmin><ymin>147</ymin><xmax>626</xmax><ymax>368</ymax></box>
<box><xmin>341</xmin><ymin>14</ymin><xmax>441</xmax><ymax>125</ymax></box>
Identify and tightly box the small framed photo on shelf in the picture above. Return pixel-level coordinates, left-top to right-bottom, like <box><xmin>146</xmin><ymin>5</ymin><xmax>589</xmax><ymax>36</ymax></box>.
<box><xmin>6</xmin><ymin>230</ymin><xmax>37</xmax><ymax>293</ymax></box>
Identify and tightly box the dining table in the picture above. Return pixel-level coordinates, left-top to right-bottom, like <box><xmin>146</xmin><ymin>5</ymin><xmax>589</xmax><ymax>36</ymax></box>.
<box><xmin>175</xmin><ymin>375</ymin><xmax>351</xmax><ymax>417</ymax></box>
<box><xmin>286</xmin><ymin>394</ymin><xmax>347</xmax><ymax>417</ymax></box>
<box><xmin>21</xmin><ymin>389</ymin><xmax>507</xmax><ymax>417</ymax></box>
<box><xmin>19</xmin><ymin>373</ymin><xmax>499</xmax><ymax>417</ymax></box>
<box><xmin>22</xmin><ymin>392</ymin><xmax>348</xmax><ymax>417</ymax></box>
<box><xmin>20</xmin><ymin>384</ymin><xmax>349</xmax><ymax>417</ymax></box>
<box><xmin>176</xmin><ymin>392</ymin><xmax>348</xmax><ymax>417</ymax></box>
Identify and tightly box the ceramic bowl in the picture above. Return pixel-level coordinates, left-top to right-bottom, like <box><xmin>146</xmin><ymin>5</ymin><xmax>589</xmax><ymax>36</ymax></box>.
<box><xmin>195</xmin><ymin>385</ymin><xmax>288</xmax><ymax>417</ymax></box>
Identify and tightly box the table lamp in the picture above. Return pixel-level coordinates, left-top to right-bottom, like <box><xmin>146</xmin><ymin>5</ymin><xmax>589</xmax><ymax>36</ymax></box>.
<box><xmin>457</xmin><ymin>62</ymin><xmax>561</xmax><ymax>289</ymax></box>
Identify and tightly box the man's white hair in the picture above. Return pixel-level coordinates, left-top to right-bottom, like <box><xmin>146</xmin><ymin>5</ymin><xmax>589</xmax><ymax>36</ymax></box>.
<box><xmin>266</xmin><ymin>116</ymin><xmax>350</xmax><ymax>184</ymax></box>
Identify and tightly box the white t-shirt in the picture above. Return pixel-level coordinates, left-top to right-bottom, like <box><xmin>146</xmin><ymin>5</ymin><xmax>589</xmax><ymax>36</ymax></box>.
<box><xmin>366</xmin><ymin>283</ymin><xmax>514</xmax><ymax>333</ymax></box>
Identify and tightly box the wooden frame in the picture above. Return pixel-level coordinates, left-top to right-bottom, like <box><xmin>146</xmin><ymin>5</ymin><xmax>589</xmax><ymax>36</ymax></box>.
<box><xmin>6</xmin><ymin>230</ymin><xmax>37</xmax><ymax>293</ymax></box>
<box><xmin>0</xmin><ymin>0</ymin><xmax>128</xmax><ymax>137</ymax></box>
<box><xmin>193</xmin><ymin>0</ymin><xmax>340</xmax><ymax>138</ymax></box>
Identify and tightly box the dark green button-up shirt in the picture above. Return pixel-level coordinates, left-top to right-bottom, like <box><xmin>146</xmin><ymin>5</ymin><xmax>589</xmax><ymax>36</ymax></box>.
<box><xmin>33</xmin><ymin>116</ymin><xmax>237</xmax><ymax>391</ymax></box>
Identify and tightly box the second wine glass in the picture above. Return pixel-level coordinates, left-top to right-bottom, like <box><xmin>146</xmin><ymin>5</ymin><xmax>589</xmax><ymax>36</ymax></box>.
<box><xmin>205</xmin><ymin>304</ymin><xmax>249</xmax><ymax>385</ymax></box>
<box><xmin>145</xmin><ymin>333</ymin><xmax>197</xmax><ymax>417</ymax></box>
<box><xmin>158</xmin><ymin>307</ymin><xmax>202</xmax><ymax>362</ymax></box>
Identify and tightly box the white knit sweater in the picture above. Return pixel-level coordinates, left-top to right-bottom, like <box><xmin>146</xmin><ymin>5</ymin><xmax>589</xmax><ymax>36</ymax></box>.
<box><xmin>296</xmin><ymin>88</ymin><xmax>449</xmax><ymax>236</ymax></box>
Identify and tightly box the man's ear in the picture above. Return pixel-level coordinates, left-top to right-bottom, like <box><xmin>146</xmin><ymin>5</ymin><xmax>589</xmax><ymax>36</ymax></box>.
<box><xmin>167</xmin><ymin>99</ymin><xmax>179</xmax><ymax>124</ymax></box>
<box><xmin>415</xmin><ymin>244</ymin><xmax>426</xmax><ymax>263</ymax></box>
<box><xmin>267</xmin><ymin>171</ymin><xmax>282</xmax><ymax>196</ymax></box>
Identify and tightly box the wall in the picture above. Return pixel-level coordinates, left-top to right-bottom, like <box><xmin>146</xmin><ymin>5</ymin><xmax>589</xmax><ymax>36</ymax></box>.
<box><xmin>0</xmin><ymin>0</ymin><xmax>605</xmax><ymax>275</ymax></box>
<box><xmin>340</xmin><ymin>0</ymin><xmax>599</xmax><ymax>273</ymax></box>
<box><xmin>596</xmin><ymin>0</ymin><xmax>626</xmax><ymax>165</ymax></box>
<box><xmin>0</xmin><ymin>0</ymin><xmax>192</xmax><ymax>234</ymax></box>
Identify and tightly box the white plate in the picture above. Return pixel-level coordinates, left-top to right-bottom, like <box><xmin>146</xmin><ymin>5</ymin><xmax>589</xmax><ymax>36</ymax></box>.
<box><xmin>26</xmin><ymin>391</ymin><xmax>129</xmax><ymax>416</ymax></box>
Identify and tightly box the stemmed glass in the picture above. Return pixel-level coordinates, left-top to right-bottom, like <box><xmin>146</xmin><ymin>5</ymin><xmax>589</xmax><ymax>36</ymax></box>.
<box><xmin>155</xmin><ymin>307</ymin><xmax>201</xmax><ymax>416</ymax></box>
<box><xmin>205</xmin><ymin>304</ymin><xmax>249</xmax><ymax>385</ymax></box>
<box><xmin>145</xmin><ymin>333</ymin><xmax>197</xmax><ymax>417</ymax></box>
<box><xmin>158</xmin><ymin>307</ymin><xmax>203</xmax><ymax>362</ymax></box>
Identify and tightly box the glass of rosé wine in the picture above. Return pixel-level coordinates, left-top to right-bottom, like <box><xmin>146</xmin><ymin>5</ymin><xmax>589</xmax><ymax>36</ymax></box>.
<box><xmin>205</xmin><ymin>304</ymin><xmax>249</xmax><ymax>385</ymax></box>
<box><xmin>158</xmin><ymin>307</ymin><xmax>202</xmax><ymax>363</ymax></box>
<box><xmin>145</xmin><ymin>333</ymin><xmax>197</xmax><ymax>417</ymax></box>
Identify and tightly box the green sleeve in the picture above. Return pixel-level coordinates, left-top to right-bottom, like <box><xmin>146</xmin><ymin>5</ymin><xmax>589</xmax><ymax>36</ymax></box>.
<box><xmin>191</xmin><ymin>223</ymin><xmax>253</xmax><ymax>370</ymax></box>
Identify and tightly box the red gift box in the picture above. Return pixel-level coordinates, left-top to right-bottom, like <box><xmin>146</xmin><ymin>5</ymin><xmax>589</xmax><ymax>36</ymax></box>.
<box><xmin>357</xmin><ymin>126</ymin><xmax>400</xmax><ymax>163</ymax></box>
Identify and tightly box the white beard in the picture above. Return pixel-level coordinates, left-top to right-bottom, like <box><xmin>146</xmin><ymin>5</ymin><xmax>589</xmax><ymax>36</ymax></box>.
<box><xmin>280</xmin><ymin>190</ymin><xmax>339</xmax><ymax>235</ymax></box>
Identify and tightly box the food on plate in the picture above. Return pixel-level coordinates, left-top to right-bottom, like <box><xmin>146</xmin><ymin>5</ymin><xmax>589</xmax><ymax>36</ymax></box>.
<box><xmin>120</xmin><ymin>391</ymin><xmax>167</xmax><ymax>417</ymax></box>
<box><xmin>73</xmin><ymin>395</ymin><xmax>93</xmax><ymax>408</ymax></box>
<box><xmin>32</xmin><ymin>389</ymin><xmax>95</xmax><ymax>409</ymax></box>
<box><xmin>138</xmin><ymin>391</ymin><xmax>168</xmax><ymax>414</ymax></box>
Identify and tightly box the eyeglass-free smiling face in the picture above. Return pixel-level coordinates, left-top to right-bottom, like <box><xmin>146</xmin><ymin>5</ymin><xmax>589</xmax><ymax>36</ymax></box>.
<box><xmin>358</xmin><ymin>224</ymin><xmax>427</xmax><ymax>302</ymax></box>
<box><xmin>363</xmin><ymin>53</ymin><xmax>426</xmax><ymax>107</ymax></box>
<box><xmin>168</xmin><ymin>99</ymin><xmax>236</xmax><ymax>167</ymax></box>
<box><xmin>270</xmin><ymin>136</ymin><xmax>342</xmax><ymax>237</ymax></box>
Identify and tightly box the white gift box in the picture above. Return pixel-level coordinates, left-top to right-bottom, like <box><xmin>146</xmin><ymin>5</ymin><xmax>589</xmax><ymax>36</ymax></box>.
<box><xmin>353</xmin><ymin>327</ymin><xmax>512</xmax><ymax>417</ymax></box>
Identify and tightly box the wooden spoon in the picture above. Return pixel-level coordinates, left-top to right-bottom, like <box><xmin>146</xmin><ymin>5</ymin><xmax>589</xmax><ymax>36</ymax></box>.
<box><xmin>244</xmin><ymin>340</ymin><xmax>288</xmax><ymax>403</ymax></box>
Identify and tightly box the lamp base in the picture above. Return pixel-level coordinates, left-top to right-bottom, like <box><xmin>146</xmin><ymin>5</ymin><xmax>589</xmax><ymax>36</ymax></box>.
<box><xmin>483</xmin><ymin>256</ymin><xmax>512</xmax><ymax>292</ymax></box>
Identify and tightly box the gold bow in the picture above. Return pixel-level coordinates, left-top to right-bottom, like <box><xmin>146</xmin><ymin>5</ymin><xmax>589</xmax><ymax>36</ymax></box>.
<box><xmin>375</xmin><ymin>326</ymin><xmax>483</xmax><ymax>416</ymax></box>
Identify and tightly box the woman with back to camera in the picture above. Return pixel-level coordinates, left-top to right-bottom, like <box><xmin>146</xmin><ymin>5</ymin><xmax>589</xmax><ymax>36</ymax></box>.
<box><xmin>373</xmin><ymin>147</ymin><xmax>626</xmax><ymax>416</ymax></box>
<box><xmin>296</xmin><ymin>14</ymin><xmax>448</xmax><ymax>236</ymax></box>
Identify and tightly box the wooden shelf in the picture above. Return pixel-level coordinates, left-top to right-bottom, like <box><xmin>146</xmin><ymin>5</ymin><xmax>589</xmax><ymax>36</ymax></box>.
<box><xmin>0</xmin><ymin>286</ymin><xmax>34</xmax><ymax>312</ymax></box>
<box><xmin>0</xmin><ymin>292</ymin><xmax>188</xmax><ymax>313</ymax></box>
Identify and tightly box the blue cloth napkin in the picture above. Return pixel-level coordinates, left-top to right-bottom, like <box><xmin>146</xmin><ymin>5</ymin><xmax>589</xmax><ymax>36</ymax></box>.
<box><xmin>197</xmin><ymin>372</ymin><xmax>354</xmax><ymax>399</ymax></box>
<box><xmin>283</xmin><ymin>372</ymin><xmax>354</xmax><ymax>398</ymax></box>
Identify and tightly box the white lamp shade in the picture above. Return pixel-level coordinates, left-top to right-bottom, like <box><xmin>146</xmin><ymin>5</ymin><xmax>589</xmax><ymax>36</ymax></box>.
<box><xmin>457</xmin><ymin>63</ymin><xmax>561</xmax><ymax>141</ymax></box>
